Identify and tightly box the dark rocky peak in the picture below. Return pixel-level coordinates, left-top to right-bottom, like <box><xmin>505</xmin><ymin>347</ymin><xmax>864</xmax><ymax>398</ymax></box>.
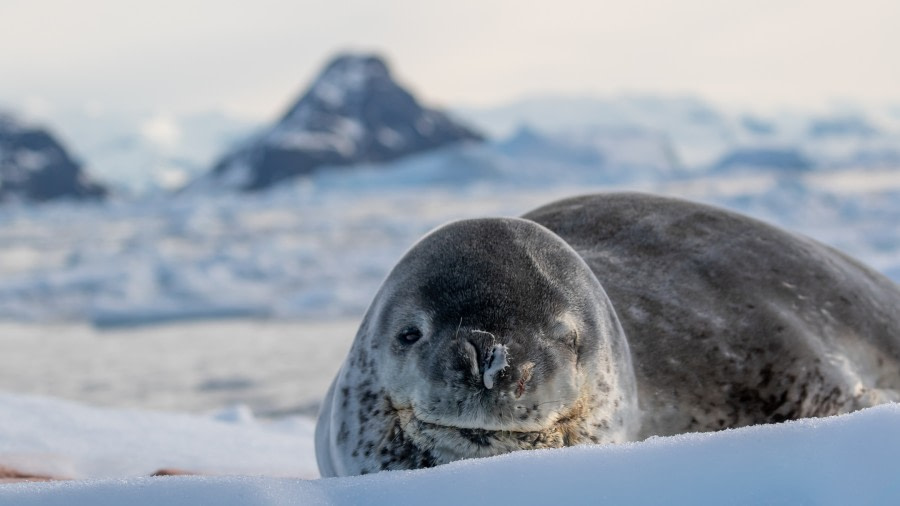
<box><xmin>0</xmin><ymin>113</ymin><xmax>107</xmax><ymax>203</ymax></box>
<box><xmin>280</xmin><ymin>54</ymin><xmax>394</xmax><ymax>122</ymax></box>
<box><xmin>204</xmin><ymin>53</ymin><xmax>484</xmax><ymax>191</ymax></box>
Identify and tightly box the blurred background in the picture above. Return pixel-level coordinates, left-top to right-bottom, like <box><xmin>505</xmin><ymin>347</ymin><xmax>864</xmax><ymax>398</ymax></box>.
<box><xmin>1</xmin><ymin>0</ymin><xmax>898</xmax><ymax>420</ymax></box>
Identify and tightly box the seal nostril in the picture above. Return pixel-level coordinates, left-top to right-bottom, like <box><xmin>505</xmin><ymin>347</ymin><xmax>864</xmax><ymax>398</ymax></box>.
<box><xmin>483</xmin><ymin>344</ymin><xmax>510</xmax><ymax>389</ymax></box>
<box><xmin>462</xmin><ymin>340</ymin><xmax>480</xmax><ymax>379</ymax></box>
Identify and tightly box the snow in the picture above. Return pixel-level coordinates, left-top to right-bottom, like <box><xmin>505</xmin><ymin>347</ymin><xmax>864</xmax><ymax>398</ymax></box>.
<box><xmin>308</xmin><ymin>55</ymin><xmax>389</xmax><ymax>110</ymax></box>
<box><xmin>0</xmin><ymin>320</ymin><xmax>357</xmax><ymax>415</ymax></box>
<box><xmin>811</xmin><ymin>168</ymin><xmax>900</xmax><ymax>193</ymax></box>
<box><xmin>0</xmin><ymin>394</ymin><xmax>897</xmax><ymax>505</ymax></box>
<box><xmin>376</xmin><ymin>127</ymin><xmax>404</xmax><ymax>149</ymax></box>
<box><xmin>13</xmin><ymin>150</ymin><xmax>50</xmax><ymax>172</ymax></box>
<box><xmin>266</xmin><ymin>130</ymin><xmax>357</xmax><ymax>157</ymax></box>
<box><xmin>0</xmin><ymin>393</ymin><xmax>318</xmax><ymax>480</ymax></box>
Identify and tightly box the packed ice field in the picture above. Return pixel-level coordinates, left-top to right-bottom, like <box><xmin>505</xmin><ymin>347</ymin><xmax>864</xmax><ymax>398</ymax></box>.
<box><xmin>2</xmin><ymin>163</ymin><xmax>899</xmax><ymax>328</ymax></box>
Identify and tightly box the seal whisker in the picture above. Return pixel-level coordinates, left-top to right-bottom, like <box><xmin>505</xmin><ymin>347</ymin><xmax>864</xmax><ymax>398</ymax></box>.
<box><xmin>470</xmin><ymin>329</ymin><xmax>496</xmax><ymax>341</ymax></box>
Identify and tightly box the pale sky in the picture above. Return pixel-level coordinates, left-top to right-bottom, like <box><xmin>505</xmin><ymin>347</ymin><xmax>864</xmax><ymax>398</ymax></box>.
<box><xmin>1</xmin><ymin>0</ymin><xmax>898</xmax><ymax>120</ymax></box>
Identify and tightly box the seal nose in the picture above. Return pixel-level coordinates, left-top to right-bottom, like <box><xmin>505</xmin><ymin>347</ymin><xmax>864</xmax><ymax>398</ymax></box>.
<box><xmin>458</xmin><ymin>330</ymin><xmax>511</xmax><ymax>390</ymax></box>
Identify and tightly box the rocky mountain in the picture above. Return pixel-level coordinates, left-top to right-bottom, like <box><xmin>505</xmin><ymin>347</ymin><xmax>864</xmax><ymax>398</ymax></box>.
<box><xmin>0</xmin><ymin>114</ymin><xmax>107</xmax><ymax>203</ymax></box>
<box><xmin>201</xmin><ymin>53</ymin><xmax>484</xmax><ymax>191</ymax></box>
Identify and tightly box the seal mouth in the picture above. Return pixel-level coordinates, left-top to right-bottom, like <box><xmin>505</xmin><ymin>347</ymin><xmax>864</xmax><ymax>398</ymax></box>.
<box><xmin>414</xmin><ymin>418</ymin><xmax>543</xmax><ymax>449</ymax></box>
<box><xmin>407</xmin><ymin>411</ymin><xmax>546</xmax><ymax>437</ymax></box>
<box><xmin>394</xmin><ymin>407</ymin><xmax>571</xmax><ymax>459</ymax></box>
<box><xmin>400</xmin><ymin>403</ymin><xmax>560</xmax><ymax>434</ymax></box>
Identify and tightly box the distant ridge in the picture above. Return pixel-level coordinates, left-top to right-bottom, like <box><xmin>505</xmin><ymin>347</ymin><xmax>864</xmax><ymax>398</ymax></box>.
<box><xmin>0</xmin><ymin>113</ymin><xmax>107</xmax><ymax>203</ymax></box>
<box><xmin>200</xmin><ymin>53</ymin><xmax>484</xmax><ymax>191</ymax></box>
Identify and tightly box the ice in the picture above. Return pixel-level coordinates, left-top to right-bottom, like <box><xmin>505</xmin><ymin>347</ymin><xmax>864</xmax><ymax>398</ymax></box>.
<box><xmin>1</xmin><ymin>156</ymin><xmax>899</xmax><ymax>327</ymax></box>
<box><xmin>2</xmin><ymin>144</ymin><xmax>899</xmax><ymax>328</ymax></box>
<box><xmin>89</xmin><ymin>302</ymin><xmax>270</xmax><ymax>329</ymax></box>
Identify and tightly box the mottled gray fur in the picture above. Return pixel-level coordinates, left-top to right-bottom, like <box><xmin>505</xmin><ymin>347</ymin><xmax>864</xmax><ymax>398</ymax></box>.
<box><xmin>316</xmin><ymin>192</ymin><xmax>900</xmax><ymax>477</ymax></box>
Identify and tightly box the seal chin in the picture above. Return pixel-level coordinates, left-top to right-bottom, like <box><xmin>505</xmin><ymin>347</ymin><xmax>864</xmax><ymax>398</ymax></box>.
<box><xmin>393</xmin><ymin>399</ymin><xmax>595</xmax><ymax>464</ymax></box>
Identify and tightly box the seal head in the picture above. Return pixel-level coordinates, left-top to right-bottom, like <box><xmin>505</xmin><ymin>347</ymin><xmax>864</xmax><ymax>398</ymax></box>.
<box><xmin>315</xmin><ymin>217</ymin><xmax>639</xmax><ymax>476</ymax></box>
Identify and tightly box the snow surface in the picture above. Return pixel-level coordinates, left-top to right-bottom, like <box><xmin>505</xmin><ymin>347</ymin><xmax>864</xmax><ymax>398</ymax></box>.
<box><xmin>0</xmin><ymin>394</ymin><xmax>897</xmax><ymax>505</ymax></box>
<box><xmin>0</xmin><ymin>320</ymin><xmax>357</xmax><ymax>416</ymax></box>
<box><xmin>0</xmin><ymin>394</ymin><xmax>318</xmax><ymax>480</ymax></box>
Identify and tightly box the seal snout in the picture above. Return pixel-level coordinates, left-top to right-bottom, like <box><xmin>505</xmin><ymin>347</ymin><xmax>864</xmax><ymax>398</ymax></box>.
<box><xmin>458</xmin><ymin>332</ymin><xmax>514</xmax><ymax>390</ymax></box>
<box><xmin>461</xmin><ymin>338</ymin><xmax>510</xmax><ymax>390</ymax></box>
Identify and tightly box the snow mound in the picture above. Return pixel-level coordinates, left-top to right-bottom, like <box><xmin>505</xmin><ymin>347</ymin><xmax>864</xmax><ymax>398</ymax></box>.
<box><xmin>0</xmin><ymin>394</ymin><xmax>898</xmax><ymax>505</ymax></box>
<box><xmin>0</xmin><ymin>394</ymin><xmax>317</xmax><ymax>480</ymax></box>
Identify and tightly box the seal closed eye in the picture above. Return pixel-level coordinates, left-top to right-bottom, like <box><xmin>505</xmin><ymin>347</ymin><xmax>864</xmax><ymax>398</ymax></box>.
<box><xmin>315</xmin><ymin>192</ymin><xmax>900</xmax><ymax>477</ymax></box>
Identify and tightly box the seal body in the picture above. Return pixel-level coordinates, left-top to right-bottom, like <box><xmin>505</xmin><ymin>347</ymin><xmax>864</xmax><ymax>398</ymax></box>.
<box><xmin>316</xmin><ymin>192</ymin><xmax>900</xmax><ymax>476</ymax></box>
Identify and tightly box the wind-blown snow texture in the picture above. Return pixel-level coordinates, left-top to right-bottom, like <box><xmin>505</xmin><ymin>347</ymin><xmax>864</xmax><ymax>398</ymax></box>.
<box><xmin>0</xmin><ymin>395</ymin><xmax>897</xmax><ymax>505</ymax></box>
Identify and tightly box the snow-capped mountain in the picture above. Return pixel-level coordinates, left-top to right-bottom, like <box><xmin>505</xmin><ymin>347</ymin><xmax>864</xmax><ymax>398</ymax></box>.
<box><xmin>196</xmin><ymin>53</ymin><xmax>484</xmax><ymax>191</ymax></box>
<box><xmin>0</xmin><ymin>113</ymin><xmax>107</xmax><ymax>203</ymax></box>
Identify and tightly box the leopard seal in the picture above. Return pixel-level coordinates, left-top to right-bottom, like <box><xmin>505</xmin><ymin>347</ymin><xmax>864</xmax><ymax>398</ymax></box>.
<box><xmin>315</xmin><ymin>192</ymin><xmax>900</xmax><ymax>476</ymax></box>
